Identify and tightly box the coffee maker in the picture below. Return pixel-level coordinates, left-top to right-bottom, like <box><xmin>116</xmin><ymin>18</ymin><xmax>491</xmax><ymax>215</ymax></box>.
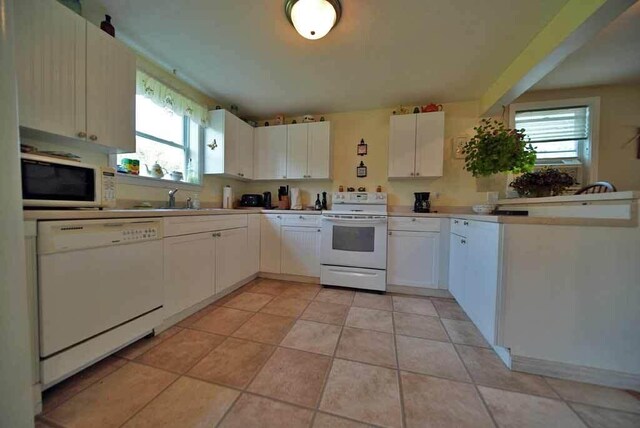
<box><xmin>414</xmin><ymin>192</ymin><xmax>431</xmax><ymax>213</ymax></box>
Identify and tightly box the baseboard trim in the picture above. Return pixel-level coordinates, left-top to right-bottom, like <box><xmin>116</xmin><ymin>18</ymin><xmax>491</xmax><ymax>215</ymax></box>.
<box><xmin>258</xmin><ymin>272</ymin><xmax>320</xmax><ymax>284</ymax></box>
<box><xmin>512</xmin><ymin>355</ymin><xmax>640</xmax><ymax>392</ymax></box>
<box><xmin>387</xmin><ymin>284</ymin><xmax>453</xmax><ymax>298</ymax></box>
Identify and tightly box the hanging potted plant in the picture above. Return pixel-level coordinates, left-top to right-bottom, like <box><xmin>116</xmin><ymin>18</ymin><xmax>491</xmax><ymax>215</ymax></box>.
<box><xmin>462</xmin><ymin>119</ymin><xmax>537</xmax><ymax>187</ymax></box>
<box><xmin>509</xmin><ymin>167</ymin><xmax>576</xmax><ymax>198</ymax></box>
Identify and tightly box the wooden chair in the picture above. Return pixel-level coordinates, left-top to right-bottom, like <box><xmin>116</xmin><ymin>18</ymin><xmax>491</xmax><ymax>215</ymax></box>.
<box><xmin>574</xmin><ymin>181</ymin><xmax>617</xmax><ymax>195</ymax></box>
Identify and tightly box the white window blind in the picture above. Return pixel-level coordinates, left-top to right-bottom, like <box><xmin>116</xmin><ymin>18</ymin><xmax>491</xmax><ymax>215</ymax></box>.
<box><xmin>515</xmin><ymin>106</ymin><xmax>589</xmax><ymax>160</ymax></box>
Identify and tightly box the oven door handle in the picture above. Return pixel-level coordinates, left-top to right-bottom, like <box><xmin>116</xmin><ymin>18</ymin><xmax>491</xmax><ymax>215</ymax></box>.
<box><xmin>321</xmin><ymin>217</ymin><xmax>387</xmax><ymax>225</ymax></box>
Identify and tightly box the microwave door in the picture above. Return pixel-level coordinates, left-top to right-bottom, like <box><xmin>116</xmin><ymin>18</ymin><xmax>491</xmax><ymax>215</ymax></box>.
<box><xmin>22</xmin><ymin>159</ymin><xmax>98</xmax><ymax>207</ymax></box>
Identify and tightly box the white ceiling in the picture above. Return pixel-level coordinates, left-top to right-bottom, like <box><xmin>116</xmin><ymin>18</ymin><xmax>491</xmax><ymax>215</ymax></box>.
<box><xmin>99</xmin><ymin>0</ymin><xmax>569</xmax><ymax>118</ymax></box>
<box><xmin>533</xmin><ymin>1</ymin><xmax>640</xmax><ymax>91</ymax></box>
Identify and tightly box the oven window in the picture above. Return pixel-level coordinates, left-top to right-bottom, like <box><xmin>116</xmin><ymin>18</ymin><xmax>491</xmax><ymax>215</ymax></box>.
<box><xmin>22</xmin><ymin>160</ymin><xmax>95</xmax><ymax>201</ymax></box>
<box><xmin>333</xmin><ymin>226</ymin><xmax>375</xmax><ymax>252</ymax></box>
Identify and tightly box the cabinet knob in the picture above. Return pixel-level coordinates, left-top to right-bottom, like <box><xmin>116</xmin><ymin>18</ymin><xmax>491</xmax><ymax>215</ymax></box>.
<box><xmin>276</xmin><ymin>215</ymin><xmax>281</xmax><ymax>219</ymax></box>
<box><xmin>411</xmin><ymin>218</ymin><xmax>416</xmax><ymax>222</ymax></box>
<box><xmin>89</xmin><ymin>134</ymin><xmax>98</xmax><ymax>141</ymax></box>
<box><xmin>282</xmin><ymin>176</ymin><xmax>287</xmax><ymax>179</ymax></box>
<box><xmin>77</xmin><ymin>131</ymin><xmax>87</xmax><ymax>138</ymax></box>
<box><xmin>409</xmin><ymin>172</ymin><xmax>414</xmax><ymax>176</ymax></box>
<box><xmin>461</xmin><ymin>239</ymin><xmax>466</xmax><ymax>244</ymax></box>
<box><xmin>317</xmin><ymin>229</ymin><xmax>321</xmax><ymax>232</ymax></box>
<box><xmin>415</xmin><ymin>172</ymin><xmax>420</xmax><ymax>176</ymax></box>
<box><xmin>454</xmin><ymin>220</ymin><xmax>459</xmax><ymax>224</ymax></box>
<box><xmin>299</xmin><ymin>215</ymin><xmax>304</xmax><ymax>219</ymax></box>
<box><xmin>463</xmin><ymin>221</ymin><xmax>469</xmax><ymax>226</ymax></box>
<box><xmin>388</xmin><ymin>231</ymin><xmax>393</xmax><ymax>235</ymax></box>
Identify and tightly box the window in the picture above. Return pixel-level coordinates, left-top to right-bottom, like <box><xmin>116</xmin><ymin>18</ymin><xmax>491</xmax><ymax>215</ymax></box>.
<box><xmin>514</xmin><ymin>106</ymin><xmax>589</xmax><ymax>162</ymax></box>
<box><xmin>116</xmin><ymin>95</ymin><xmax>201</xmax><ymax>184</ymax></box>
<box><xmin>509</xmin><ymin>97</ymin><xmax>600</xmax><ymax>185</ymax></box>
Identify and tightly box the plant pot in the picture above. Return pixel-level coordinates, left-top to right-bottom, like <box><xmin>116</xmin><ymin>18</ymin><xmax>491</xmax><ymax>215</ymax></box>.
<box><xmin>475</xmin><ymin>173</ymin><xmax>507</xmax><ymax>193</ymax></box>
<box><xmin>517</xmin><ymin>187</ymin><xmax>553</xmax><ymax>198</ymax></box>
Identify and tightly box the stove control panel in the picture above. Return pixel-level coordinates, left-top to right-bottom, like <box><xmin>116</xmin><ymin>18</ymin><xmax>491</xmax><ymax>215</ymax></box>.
<box><xmin>332</xmin><ymin>192</ymin><xmax>387</xmax><ymax>204</ymax></box>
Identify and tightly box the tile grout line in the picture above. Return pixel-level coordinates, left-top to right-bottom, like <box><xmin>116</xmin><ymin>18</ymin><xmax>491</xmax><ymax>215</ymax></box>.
<box><xmin>392</xmin><ymin>299</ymin><xmax>408</xmax><ymax>428</ymax></box>
<box><xmin>447</xmin><ymin>319</ymin><xmax>500</xmax><ymax>428</ymax></box>
<box><xmin>541</xmin><ymin>375</ymin><xmax>594</xmax><ymax>425</ymax></box>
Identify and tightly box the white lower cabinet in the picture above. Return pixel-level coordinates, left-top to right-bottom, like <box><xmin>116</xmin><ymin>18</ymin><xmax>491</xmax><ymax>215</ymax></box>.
<box><xmin>281</xmin><ymin>226</ymin><xmax>321</xmax><ymax>277</ymax></box>
<box><xmin>448</xmin><ymin>219</ymin><xmax>501</xmax><ymax>344</ymax></box>
<box><xmin>163</xmin><ymin>232</ymin><xmax>216</xmax><ymax>318</ymax></box>
<box><xmin>163</xmin><ymin>215</ymin><xmax>254</xmax><ymax>320</ymax></box>
<box><xmin>259</xmin><ymin>214</ymin><xmax>321</xmax><ymax>277</ymax></box>
<box><xmin>216</xmin><ymin>228</ymin><xmax>248</xmax><ymax>294</ymax></box>
<box><xmin>247</xmin><ymin>215</ymin><xmax>260</xmax><ymax>276</ymax></box>
<box><xmin>260</xmin><ymin>214</ymin><xmax>282</xmax><ymax>273</ymax></box>
<box><xmin>387</xmin><ymin>230</ymin><xmax>439</xmax><ymax>288</ymax></box>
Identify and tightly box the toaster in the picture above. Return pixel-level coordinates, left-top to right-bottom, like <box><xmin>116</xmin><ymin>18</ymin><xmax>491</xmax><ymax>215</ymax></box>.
<box><xmin>240</xmin><ymin>194</ymin><xmax>264</xmax><ymax>207</ymax></box>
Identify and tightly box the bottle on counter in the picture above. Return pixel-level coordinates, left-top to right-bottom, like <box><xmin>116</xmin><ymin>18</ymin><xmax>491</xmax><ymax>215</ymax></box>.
<box><xmin>315</xmin><ymin>194</ymin><xmax>322</xmax><ymax>211</ymax></box>
<box><xmin>321</xmin><ymin>192</ymin><xmax>328</xmax><ymax>210</ymax></box>
<box><xmin>192</xmin><ymin>193</ymin><xmax>201</xmax><ymax>210</ymax></box>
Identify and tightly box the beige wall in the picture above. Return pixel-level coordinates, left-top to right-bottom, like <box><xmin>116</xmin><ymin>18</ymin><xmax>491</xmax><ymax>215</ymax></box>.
<box><xmin>514</xmin><ymin>84</ymin><xmax>640</xmax><ymax>191</ymax></box>
<box><xmin>246</xmin><ymin>101</ymin><xmax>492</xmax><ymax>208</ymax></box>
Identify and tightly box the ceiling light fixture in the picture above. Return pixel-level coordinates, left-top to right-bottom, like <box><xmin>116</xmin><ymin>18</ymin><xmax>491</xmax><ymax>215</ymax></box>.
<box><xmin>285</xmin><ymin>0</ymin><xmax>342</xmax><ymax>40</ymax></box>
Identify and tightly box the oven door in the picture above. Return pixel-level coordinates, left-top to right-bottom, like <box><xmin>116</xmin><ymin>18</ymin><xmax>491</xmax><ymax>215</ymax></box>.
<box><xmin>321</xmin><ymin>215</ymin><xmax>388</xmax><ymax>269</ymax></box>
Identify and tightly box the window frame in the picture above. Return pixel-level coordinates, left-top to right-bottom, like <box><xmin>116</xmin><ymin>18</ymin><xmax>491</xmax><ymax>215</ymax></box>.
<box><xmin>112</xmin><ymin>102</ymin><xmax>204</xmax><ymax>191</ymax></box>
<box><xmin>509</xmin><ymin>97</ymin><xmax>600</xmax><ymax>183</ymax></box>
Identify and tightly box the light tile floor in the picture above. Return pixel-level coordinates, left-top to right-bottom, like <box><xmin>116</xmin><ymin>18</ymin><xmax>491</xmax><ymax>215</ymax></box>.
<box><xmin>38</xmin><ymin>278</ymin><xmax>640</xmax><ymax>428</ymax></box>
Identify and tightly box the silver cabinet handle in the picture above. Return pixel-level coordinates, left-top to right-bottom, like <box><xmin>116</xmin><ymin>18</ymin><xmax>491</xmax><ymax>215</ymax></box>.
<box><xmin>463</xmin><ymin>221</ymin><xmax>469</xmax><ymax>226</ymax></box>
<box><xmin>411</xmin><ymin>218</ymin><xmax>416</xmax><ymax>222</ymax></box>
<box><xmin>454</xmin><ymin>220</ymin><xmax>459</xmax><ymax>224</ymax></box>
<box><xmin>461</xmin><ymin>239</ymin><xmax>466</xmax><ymax>244</ymax></box>
<box><xmin>276</xmin><ymin>215</ymin><xmax>281</xmax><ymax>219</ymax></box>
<box><xmin>77</xmin><ymin>131</ymin><xmax>87</xmax><ymax>138</ymax></box>
<box><xmin>89</xmin><ymin>134</ymin><xmax>98</xmax><ymax>141</ymax></box>
<box><xmin>388</xmin><ymin>231</ymin><xmax>393</xmax><ymax>235</ymax></box>
<box><xmin>317</xmin><ymin>229</ymin><xmax>321</xmax><ymax>232</ymax></box>
<box><xmin>299</xmin><ymin>215</ymin><xmax>304</xmax><ymax>219</ymax></box>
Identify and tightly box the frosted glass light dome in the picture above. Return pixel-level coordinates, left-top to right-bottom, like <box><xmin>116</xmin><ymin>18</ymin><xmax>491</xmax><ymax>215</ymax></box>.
<box><xmin>288</xmin><ymin>0</ymin><xmax>340</xmax><ymax>40</ymax></box>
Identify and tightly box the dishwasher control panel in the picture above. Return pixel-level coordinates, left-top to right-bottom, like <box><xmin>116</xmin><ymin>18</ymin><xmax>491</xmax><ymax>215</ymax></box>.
<box><xmin>38</xmin><ymin>218</ymin><xmax>163</xmax><ymax>254</ymax></box>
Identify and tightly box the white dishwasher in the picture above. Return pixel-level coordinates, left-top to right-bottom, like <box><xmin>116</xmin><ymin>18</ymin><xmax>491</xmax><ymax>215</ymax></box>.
<box><xmin>37</xmin><ymin>218</ymin><xmax>164</xmax><ymax>388</ymax></box>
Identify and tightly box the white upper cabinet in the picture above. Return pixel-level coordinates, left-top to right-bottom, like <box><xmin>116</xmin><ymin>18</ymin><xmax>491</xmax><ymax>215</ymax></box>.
<box><xmin>416</xmin><ymin>111</ymin><xmax>445</xmax><ymax>177</ymax></box>
<box><xmin>255</xmin><ymin>122</ymin><xmax>331</xmax><ymax>180</ymax></box>
<box><xmin>14</xmin><ymin>0</ymin><xmax>135</xmax><ymax>152</ymax></box>
<box><xmin>15</xmin><ymin>0</ymin><xmax>86</xmax><ymax>141</ymax></box>
<box><xmin>204</xmin><ymin>110</ymin><xmax>253</xmax><ymax>180</ymax></box>
<box><xmin>85</xmin><ymin>24</ymin><xmax>136</xmax><ymax>152</ymax></box>
<box><xmin>254</xmin><ymin>126</ymin><xmax>287</xmax><ymax>180</ymax></box>
<box><xmin>308</xmin><ymin>122</ymin><xmax>331</xmax><ymax>179</ymax></box>
<box><xmin>388</xmin><ymin>112</ymin><xmax>444</xmax><ymax>178</ymax></box>
<box><xmin>286</xmin><ymin>124</ymin><xmax>309</xmax><ymax>179</ymax></box>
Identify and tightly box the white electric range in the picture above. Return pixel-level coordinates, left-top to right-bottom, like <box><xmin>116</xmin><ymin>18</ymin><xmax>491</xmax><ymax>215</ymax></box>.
<box><xmin>320</xmin><ymin>192</ymin><xmax>388</xmax><ymax>291</ymax></box>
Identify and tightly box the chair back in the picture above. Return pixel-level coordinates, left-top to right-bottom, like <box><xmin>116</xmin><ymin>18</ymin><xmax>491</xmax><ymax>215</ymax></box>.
<box><xmin>575</xmin><ymin>182</ymin><xmax>617</xmax><ymax>195</ymax></box>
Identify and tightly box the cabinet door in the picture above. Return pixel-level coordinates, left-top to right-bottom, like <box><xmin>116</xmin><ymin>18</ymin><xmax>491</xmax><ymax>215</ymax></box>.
<box><xmin>247</xmin><ymin>215</ymin><xmax>261</xmax><ymax>276</ymax></box>
<box><xmin>388</xmin><ymin>114</ymin><xmax>417</xmax><ymax>178</ymax></box>
<box><xmin>163</xmin><ymin>232</ymin><xmax>216</xmax><ymax>318</ymax></box>
<box><xmin>465</xmin><ymin>222</ymin><xmax>500</xmax><ymax>344</ymax></box>
<box><xmin>387</xmin><ymin>231</ymin><xmax>439</xmax><ymax>288</ymax></box>
<box><xmin>260</xmin><ymin>215</ymin><xmax>282</xmax><ymax>273</ymax></box>
<box><xmin>14</xmin><ymin>0</ymin><xmax>86</xmax><ymax>139</ymax></box>
<box><xmin>448</xmin><ymin>232</ymin><xmax>468</xmax><ymax>307</ymax></box>
<box><xmin>308</xmin><ymin>122</ymin><xmax>331</xmax><ymax>179</ymax></box>
<box><xmin>85</xmin><ymin>23</ymin><xmax>136</xmax><ymax>152</ymax></box>
<box><xmin>216</xmin><ymin>227</ymin><xmax>248</xmax><ymax>294</ymax></box>
<box><xmin>254</xmin><ymin>126</ymin><xmax>287</xmax><ymax>179</ymax></box>
<box><xmin>415</xmin><ymin>112</ymin><xmax>444</xmax><ymax>177</ymax></box>
<box><xmin>286</xmin><ymin>124</ymin><xmax>308</xmax><ymax>179</ymax></box>
<box><xmin>237</xmin><ymin>120</ymin><xmax>254</xmax><ymax>179</ymax></box>
<box><xmin>225</xmin><ymin>114</ymin><xmax>240</xmax><ymax>177</ymax></box>
<box><xmin>281</xmin><ymin>226</ymin><xmax>321</xmax><ymax>277</ymax></box>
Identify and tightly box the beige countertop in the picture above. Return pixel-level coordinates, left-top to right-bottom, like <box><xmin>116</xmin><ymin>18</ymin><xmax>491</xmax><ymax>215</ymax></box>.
<box><xmin>23</xmin><ymin>208</ymin><xmax>321</xmax><ymax>221</ymax></box>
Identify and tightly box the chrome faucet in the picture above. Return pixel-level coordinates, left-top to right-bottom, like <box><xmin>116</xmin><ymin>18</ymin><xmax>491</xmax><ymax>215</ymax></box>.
<box><xmin>168</xmin><ymin>188</ymin><xmax>179</xmax><ymax>208</ymax></box>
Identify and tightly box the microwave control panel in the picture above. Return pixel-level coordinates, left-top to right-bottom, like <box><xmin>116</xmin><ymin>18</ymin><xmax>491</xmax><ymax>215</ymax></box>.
<box><xmin>101</xmin><ymin>167</ymin><xmax>117</xmax><ymax>207</ymax></box>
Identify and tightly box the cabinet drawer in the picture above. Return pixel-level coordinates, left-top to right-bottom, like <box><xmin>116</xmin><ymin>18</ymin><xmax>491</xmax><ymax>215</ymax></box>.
<box><xmin>164</xmin><ymin>215</ymin><xmax>248</xmax><ymax>237</ymax></box>
<box><xmin>388</xmin><ymin>217</ymin><xmax>440</xmax><ymax>232</ymax></box>
<box><xmin>281</xmin><ymin>214</ymin><xmax>321</xmax><ymax>228</ymax></box>
<box><xmin>450</xmin><ymin>218</ymin><xmax>471</xmax><ymax>237</ymax></box>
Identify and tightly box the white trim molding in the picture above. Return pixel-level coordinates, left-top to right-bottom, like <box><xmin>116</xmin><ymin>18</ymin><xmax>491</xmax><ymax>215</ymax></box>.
<box><xmin>512</xmin><ymin>354</ymin><xmax>640</xmax><ymax>392</ymax></box>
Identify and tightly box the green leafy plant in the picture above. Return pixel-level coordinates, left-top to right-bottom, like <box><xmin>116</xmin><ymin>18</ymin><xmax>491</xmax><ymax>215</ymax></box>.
<box><xmin>462</xmin><ymin>119</ymin><xmax>536</xmax><ymax>177</ymax></box>
<box><xmin>509</xmin><ymin>167</ymin><xmax>576</xmax><ymax>197</ymax></box>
